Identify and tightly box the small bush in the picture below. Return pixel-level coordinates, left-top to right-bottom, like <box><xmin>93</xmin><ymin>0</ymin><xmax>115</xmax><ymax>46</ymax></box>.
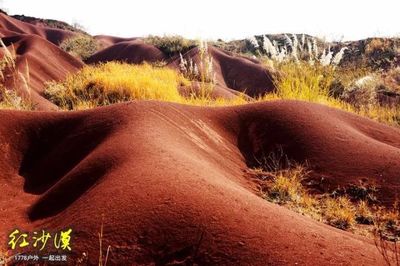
<box><xmin>267</xmin><ymin>167</ymin><xmax>305</xmax><ymax>204</ymax></box>
<box><xmin>324</xmin><ymin>197</ymin><xmax>356</xmax><ymax>229</ymax></box>
<box><xmin>356</xmin><ymin>201</ymin><xmax>374</xmax><ymax>225</ymax></box>
<box><xmin>0</xmin><ymin>87</ymin><xmax>32</xmax><ymax>110</ymax></box>
<box><xmin>144</xmin><ymin>35</ymin><xmax>197</xmax><ymax>56</ymax></box>
<box><xmin>60</xmin><ymin>35</ymin><xmax>100</xmax><ymax>61</ymax></box>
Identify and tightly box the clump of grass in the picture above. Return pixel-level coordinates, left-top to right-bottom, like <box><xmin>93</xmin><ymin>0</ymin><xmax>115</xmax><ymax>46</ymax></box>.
<box><xmin>374</xmin><ymin>204</ymin><xmax>400</xmax><ymax>241</ymax></box>
<box><xmin>356</xmin><ymin>200</ymin><xmax>374</xmax><ymax>225</ymax></box>
<box><xmin>44</xmin><ymin>61</ymin><xmax>245</xmax><ymax>110</ymax></box>
<box><xmin>144</xmin><ymin>35</ymin><xmax>197</xmax><ymax>56</ymax></box>
<box><xmin>179</xmin><ymin>40</ymin><xmax>216</xmax><ymax>99</ymax></box>
<box><xmin>44</xmin><ymin>62</ymin><xmax>189</xmax><ymax>109</ymax></box>
<box><xmin>267</xmin><ymin>166</ymin><xmax>306</xmax><ymax>204</ymax></box>
<box><xmin>268</xmin><ymin>61</ymin><xmax>335</xmax><ymax>102</ymax></box>
<box><xmin>261</xmin><ymin>60</ymin><xmax>354</xmax><ymax>114</ymax></box>
<box><xmin>324</xmin><ymin>197</ymin><xmax>356</xmax><ymax>229</ymax></box>
<box><xmin>60</xmin><ymin>35</ymin><xmax>100</xmax><ymax>61</ymax></box>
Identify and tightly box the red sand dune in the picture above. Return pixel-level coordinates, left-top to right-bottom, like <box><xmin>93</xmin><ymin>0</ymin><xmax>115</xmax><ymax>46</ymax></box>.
<box><xmin>0</xmin><ymin>34</ymin><xmax>83</xmax><ymax>110</ymax></box>
<box><xmin>0</xmin><ymin>13</ymin><xmax>75</xmax><ymax>45</ymax></box>
<box><xmin>94</xmin><ymin>35</ymin><xmax>138</xmax><ymax>48</ymax></box>
<box><xmin>87</xmin><ymin>39</ymin><xmax>167</xmax><ymax>64</ymax></box>
<box><xmin>169</xmin><ymin>46</ymin><xmax>276</xmax><ymax>97</ymax></box>
<box><xmin>0</xmin><ymin>100</ymin><xmax>398</xmax><ymax>264</ymax></box>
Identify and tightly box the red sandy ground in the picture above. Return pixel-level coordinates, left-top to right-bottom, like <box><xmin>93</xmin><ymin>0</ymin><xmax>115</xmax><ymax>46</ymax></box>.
<box><xmin>1</xmin><ymin>100</ymin><xmax>400</xmax><ymax>265</ymax></box>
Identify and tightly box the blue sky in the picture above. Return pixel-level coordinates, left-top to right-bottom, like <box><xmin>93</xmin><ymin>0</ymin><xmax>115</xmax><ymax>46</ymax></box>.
<box><xmin>2</xmin><ymin>0</ymin><xmax>399</xmax><ymax>41</ymax></box>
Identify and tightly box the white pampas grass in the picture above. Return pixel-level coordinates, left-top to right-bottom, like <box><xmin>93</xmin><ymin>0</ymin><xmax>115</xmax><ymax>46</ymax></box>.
<box><xmin>292</xmin><ymin>34</ymin><xmax>299</xmax><ymax>51</ymax></box>
<box><xmin>355</xmin><ymin>75</ymin><xmax>375</xmax><ymax>87</ymax></box>
<box><xmin>320</xmin><ymin>48</ymin><xmax>333</xmax><ymax>66</ymax></box>
<box><xmin>247</xmin><ymin>36</ymin><xmax>259</xmax><ymax>49</ymax></box>
<box><xmin>256</xmin><ymin>34</ymin><xmax>344</xmax><ymax>67</ymax></box>
<box><xmin>263</xmin><ymin>35</ymin><xmax>278</xmax><ymax>58</ymax></box>
<box><xmin>276</xmin><ymin>46</ymin><xmax>287</xmax><ymax>62</ymax></box>
<box><xmin>332</xmin><ymin>47</ymin><xmax>348</xmax><ymax>66</ymax></box>
<box><xmin>312</xmin><ymin>38</ymin><xmax>319</xmax><ymax>59</ymax></box>
<box><xmin>284</xmin><ymin>34</ymin><xmax>293</xmax><ymax>49</ymax></box>
<box><xmin>291</xmin><ymin>34</ymin><xmax>299</xmax><ymax>62</ymax></box>
<box><xmin>301</xmin><ymin>34</ymin><xmax>306</xmax><ymax>51</ymax></box>
<box><xmin>179</xmin><ymin>53</ymin><xmax>187</xmax><ymax>73</ymax></box>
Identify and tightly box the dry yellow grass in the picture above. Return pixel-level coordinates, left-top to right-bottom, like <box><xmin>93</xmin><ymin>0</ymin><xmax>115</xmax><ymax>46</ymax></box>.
<box><xmin>267</xmin><ymin>166</ymin><xmax>306</xmax><ymax>204</ymax></box>
<box><xmin>0</xmin><ymin>87</ymin><xmax>32</xmax><ymax>110</ymax></box>
<box><xmin>324</xmin><ymin>197</ymin><xmax>356</xmax><ymax>229</ymax></box>
<box><xmin>261</xmin><ymin>165</ymin><xmax>357</xmax><ymax>229</ymax></box>
<box><xmin>45</xmin><ymin>62</ymin><xmax>188</xmax><ymax>109</ymax></box>
<box><xmin>256</xmin><ymin>161</ymin><xmax>399</xmax><ymax>235</ymax></box>
<box><xmin>356</xmin><ymin>200</ymin><xmax>374</xmax><ymax>224</ymax></box>
<box><xmin>262</xmin><ymin>61</ymin><xmax>400</xmax><ymax>127</ymax></box>
<box><xmin>44</xmin><ymin>62</ymin><xmax>246</xmax><ymax>110</ymax></box>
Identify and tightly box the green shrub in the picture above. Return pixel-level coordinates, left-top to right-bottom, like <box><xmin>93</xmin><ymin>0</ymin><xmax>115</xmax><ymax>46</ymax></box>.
<box><xmin>60</xmin><ymin>35</ymin><xmax>100</xmax><ymax>61</ymax></box>
<box><xmin>144</xmin><ymin>35</ymin><xmax>196</xmax><ymax>56</ymax></box>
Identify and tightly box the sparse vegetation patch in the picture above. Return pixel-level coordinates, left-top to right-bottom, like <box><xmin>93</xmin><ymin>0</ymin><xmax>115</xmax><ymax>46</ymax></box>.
<box><xmin>250</xmin><ymin>150</ymin><xmax>400</xmax><ymax>238</ymax></box>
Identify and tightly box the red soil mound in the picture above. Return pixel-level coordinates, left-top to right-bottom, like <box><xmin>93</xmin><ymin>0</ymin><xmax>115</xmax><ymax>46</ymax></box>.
<box><xmin>1</xmin><ymin>34</ymin><xmax>83</xmax><ymax>109</ymax></box>
<box><xmin>169</xmin><ymin>46</ymin><xmax>276</xmax><ymax>97</ymax></box>
<box><xmin>87</xmin><ymin>39</ymin><xmax>167</xmax><ymax>65</ymax></box>
<box><xmin>94</xmin><ymin>35</ymin><xmax>138</xmax><ymax>48</ymax></box>
<box><xmin>0</xmin><ymin>13</ymin><xmax>75</xmax><ymax>45</ymax></box>
<box><xmin>0</xmin><ymin>100</ymin><xmax>398</xmax><ymax>265</ymax></box>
